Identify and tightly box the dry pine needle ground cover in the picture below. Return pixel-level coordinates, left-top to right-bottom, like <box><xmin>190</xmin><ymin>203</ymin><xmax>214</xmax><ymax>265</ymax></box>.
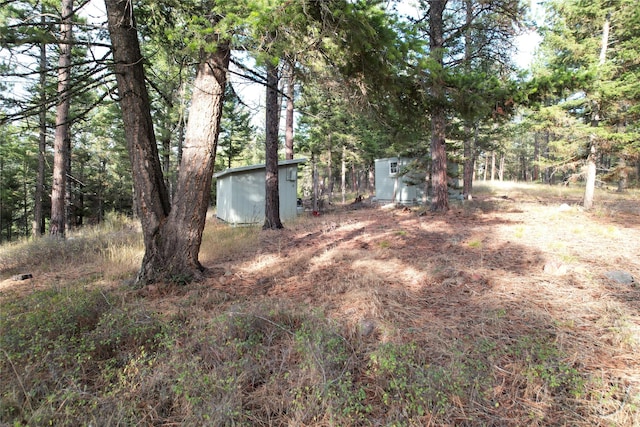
<box><xmin>1</xmin><ymin>182</ymin><xmax>639</xmax><ymax>426</ymax></box>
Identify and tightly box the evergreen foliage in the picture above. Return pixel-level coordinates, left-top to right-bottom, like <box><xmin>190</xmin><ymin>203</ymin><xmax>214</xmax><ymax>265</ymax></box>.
<box><xmin>523</xmin><ymin>0</ymin><xmax>640</xmax><ymax>191</ymax></box>
<box><xmin>0</xmin><ymin>0</ymin><xmax>638</xmax><ymax>241</ymax></box>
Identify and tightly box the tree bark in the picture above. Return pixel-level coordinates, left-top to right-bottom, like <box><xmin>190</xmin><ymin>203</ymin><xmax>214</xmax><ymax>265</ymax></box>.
<box><xmin>544</xmin><ymin>130</ymin><xmax>552</xmax><ymax>183</ymax></box>
<box><xmin>429</xmin><ymin>0</ymin><xmax>449</xmax><ymax>212</ymax></box>
<box><xmin>161</xmin><ymin>129</ymin><xmax>171</xmax><ymax>191</ymax></box>
<box><xmin>106</xmin><ymin>0</ymin><xmax>169</xmax><ymax>229</ymax></box>
<box><xmin>312</xmin><ymin>152</ymin><xmax>319</xmax><ymax>212</ymax></box>
<box><xmin>461</xmin><ymin>0</ymin><xmax>473</xmax><ymax>201</ymax></box>
<box><xmin>50</xmin><ymin>0</ymin><xmax>73</xmax><ymax>237</ymax></box>
<box><xmin>351</xmin><ymin>164</ymin><xmax>357</xmax><ymax>195</ymax></box>
<box><xmin>263</xmin><ymin>59</ymin><xmax>283</xmax><ymax>229</ymax></box>
<box><xmin>533</xmin><ymin>132</ymin><xmax>540</xmax><ymax>181</ymax></box>
<box><xmin>341</xmin><ymin>144</ymin><xmax>347</xmax><ymax>204</ymax></box>
<box><xmin>146</xmin><ymin>45</ymin><xmax>230</xmax><ymax>281</ymax></box>
<box><xmin>462</xmin><ymin>126</ymin><xmax>473</xmax><ymax>200</ymax></box>
<box><xmin>327</xmin><ymin>135</ymin><xmax>333</xmax><ymax>198</ymax></box>
<box><xmin>284</xmin><ymin>59</ymin><xmax>295</xmax><ymax>160</ymax></box>
<box><xmin>65</xmin><ymin>132</ymin><xmax>73</xmax><ymax>229</ymax></box>
<box><xmin>22</xmin><ymin>162</ymin><xmax>28</xmax><ymax>236</ymax></box>
<box><xmin>107</xmin><ymin>0</ymin><xmax>230</xmax><ymax>283</ymax></box>
<box><xmin>584</xmin><ymin>137</ymin><xmax>596</xmax><ymax>209</ymax></box>
<box><xmin>106</xmin><ymin>0</ymin><xmax>168</xmax><ymax>283</ymax></box>
<box><xmin>490</xmin><ymin>151</ymin><xmax>496</xmax><ymax>181</ymax></box>
<box><xmin>616</xmin><ymin>157</ymin><xmax>627</xmax><ymax>192</ymax></box>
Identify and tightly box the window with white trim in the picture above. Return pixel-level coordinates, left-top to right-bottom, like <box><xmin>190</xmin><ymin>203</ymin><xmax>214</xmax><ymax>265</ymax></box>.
<box><xmin>389</xmin><ymin>161</ymin><xmax>398</xmax><ymax>175</ymax></box>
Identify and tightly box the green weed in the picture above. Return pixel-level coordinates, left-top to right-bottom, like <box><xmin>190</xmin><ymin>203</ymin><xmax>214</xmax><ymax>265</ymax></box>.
<box><xmin>509</xmin><ymin>335</ymin><xmax>586</xmax><ymax>398</ymax></box>
<box><xmin>468</xmin><ymin>239</ymin><xmax>483</xmax><ymax>249</ymax></box>
<box><xmin>0</xmin><ymin>284</ymin><xmax>170</xmax><ymax>426</ymax></box>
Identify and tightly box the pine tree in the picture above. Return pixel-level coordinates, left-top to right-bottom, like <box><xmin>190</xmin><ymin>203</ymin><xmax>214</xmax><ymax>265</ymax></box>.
<box><xmin>217</xmin><ymin>86</ymin><xmax>254</xmax><ymax>170</ymax></box>
<box><xmin>412</xmin><ymin>0</ymin><xmax>525</xmax><ymax>211</ymax></box>
<box><xmin>534</xmin><ymin>0</ymin><xmax>640</xmax><ymax>205</ymax></box>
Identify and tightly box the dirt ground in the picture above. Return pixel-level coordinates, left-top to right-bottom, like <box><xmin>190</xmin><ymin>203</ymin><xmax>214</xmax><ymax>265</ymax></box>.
<box><xmin>205</xmin><ymin>189</ymin><xmax>640</xmax><ymax>316</ymax></box>
<box><xmin>2</xmin><ymin>183</ymin><xmax>639</xmax><ymax>424</ymax></box>
<box><xmin>192</xmin><ymin>185</ymin><xmax>640</xmax><ymax>423</ymax></box>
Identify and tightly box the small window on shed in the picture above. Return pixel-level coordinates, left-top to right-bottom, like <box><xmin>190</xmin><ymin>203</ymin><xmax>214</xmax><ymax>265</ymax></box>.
<box><xmin>389</xmin><ymin>161</ymin><xmax>399</xmax><ymax>176</ymax></box>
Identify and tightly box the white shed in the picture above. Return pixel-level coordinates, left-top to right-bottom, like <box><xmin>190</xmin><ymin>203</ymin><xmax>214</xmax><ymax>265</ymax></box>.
<box><xmin>213</xmin><ymin>158</ymin><xmax>306</xmax><ymax>225</ymax></box>
<box><xmin>374</xmin><ymin>157</ymin><xmax>424</xmax><ymax>205</ymax></box>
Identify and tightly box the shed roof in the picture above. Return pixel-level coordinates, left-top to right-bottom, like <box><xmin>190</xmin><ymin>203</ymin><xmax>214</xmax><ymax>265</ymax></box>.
<box><xmin>213</xmin><ymin>158</ymin><xmax>307</xmax><ymax>179</ymax></box>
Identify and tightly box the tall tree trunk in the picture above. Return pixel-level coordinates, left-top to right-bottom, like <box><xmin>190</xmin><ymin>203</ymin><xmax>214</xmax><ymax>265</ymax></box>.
<box><xmin>155</xmin><ymin>45</ymin><xmax>230</xmax><ymax>279</ymax></box>
<box><xmin>341</xmin><ymin>144</ymin><xmax>346</xmax><ymax>204</ymax></box>
<box><xmin>462</xmin><ymin>127</ymin><xmax>473</xmax><ymax>199</ymax></box>
<box><xmin>483</xmin><ymin>154</ymin><xmax>488</xmax><ymax>181</ymax></box>
<box><xmin>584</xmin><ymin>13</ymin><xmax>609</xmax><ymax>210</ymax></box>
<box><xmin>584</xmin><ymin>137</ymin><xmax>597</xmax><ymax>209</ymax></box>
<box><xmin>106</xmin><ymin>0</ymin><xmax>170</xmax><ymax>281</ymax></box>
<box><xmin>0</xmin><ymin>156</ymin><xmax>3</xmax><ymax>242</ymax></box>
<box><xmin>161</xmin><ymin>130</ymin><xmax>171</xmax><ymax>189</ymax></box>
<box><xmin>462</xmin><ymin>0</ymin><xmax>473</xmax><ymax>201</ymax></box>
<box><xmin>327</xmin><ymin>135</ymin><xmax>333</xmax><ymax>197</ymax></box>
<box><xmin>107</xmin><ymin>0</ymin><xmax>230</xmax><ymax>283</ymax></box>
<box><xmin>23</xmin><ymin>161</ymin><xmax>29</xmax><ymax>236</ymax></box>
<box><xmin>616</xmin><ymin>157</ymin><xmax>627</xmax><ymax>192</ymax></box>
<box><xmin>429</xmin><ymin>0</ymin><xmax>449</xmax><ymax>212</ymax></box>
<box><xmin>177</xmin><ymin>109</ymin><xmax>185</xmax><ymax>171</ymax></box>
<box><xmin>544</xmin><ymin>130</ymin><xmax>552</xmax><ymax>184</ymax></box>
<box><xmin>284</xmin><ymin>59</ymin><xmax>295</xmax><ymax>160</ymax></box>
<box><xmin>533</xmin><ymin>132</ymin><xmax>540</xmax><ymax>181</ymax></box>
<box><xmin>351</xmin><ymin>164</ymin><xmax>357</xmax><ymax>195</ymax></box>
<box><xmin>34</xmin><ymin>16</ymin><xmax>46</xmax><ymax>238</ymax></box>
<box><xmin>50</xmin><ymin>0</ymin><xmax>73</xmax><ymax>237</ymax></box>
<box><xmin>263</xmin><ymin>60</ymin><xmax>283</xmax><ymax>229</ymax></box>
<box><xmin>498</xmin><ymin>153</ymin><xmax>505</xmax><ymax>181</ymax></box>
<box><xmin>312</xmin><ymin>152</ymin><xmax>319</xmax><ymax>212</ymax></box>
<box><xmin>490</xmin><ymin>151</ymin><xmax>496</xmax><ymax>181</ymax></box>
<box><xmin>98</xmin><ymin>159</ymin><xmax>106</xmax><ymax>222</ymax></box>
<box><xmin>78</xmin><ymin>163</ymin><xmax>84</xmax><ymax>226</ymax></box>
<box><xmin>65</xmin><ymin>135</ymin><xmax>73</xmax><ymax>229</ymax></box>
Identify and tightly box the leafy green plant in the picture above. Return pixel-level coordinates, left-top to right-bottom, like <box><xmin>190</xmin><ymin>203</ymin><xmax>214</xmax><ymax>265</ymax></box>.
<box><xmin>467</xmin><ymin>239</ymin><xmax>483</xmax><ymax>249</ymax></box>
<box><xmin>1</xmin><ymin>287</ymin><xmax>112</xmax><ymax>362</ymax></box>
<box><xmin>368</xmin><ymin>343</ymin><xmax>445</xmax><ymax>420</ymax></box>
<box><xmin>0</xmin><ymin>283</ymin><xmax>173</xmax><ymax>426</ymax></box>
<box><xmin>509</xmin><ymin>335</ymin><xmax>586</xmax><ymax>398</ymax></box>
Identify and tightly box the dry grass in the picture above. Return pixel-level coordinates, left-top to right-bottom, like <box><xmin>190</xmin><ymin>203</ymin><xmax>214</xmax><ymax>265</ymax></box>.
<box><xmin>1</xmin><ymin>182</ymin><xmax>639</xmax><ymax>426</ymax></box>
<box><xmin>0</xmin><ymin>212</ymin><xmax>142</xmax><ymax>293</ymax></box>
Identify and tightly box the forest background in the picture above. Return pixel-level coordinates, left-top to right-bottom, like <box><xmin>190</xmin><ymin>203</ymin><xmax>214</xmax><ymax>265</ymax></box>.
<box><xmin>1</xmin><ymin>1</ymin><xmax>640</xmax><ymax>425</ymax></box>
<box><xmin>1</xmin><ymin>0</ymin><xmax>637</xmax><ymax>246</ymax></box>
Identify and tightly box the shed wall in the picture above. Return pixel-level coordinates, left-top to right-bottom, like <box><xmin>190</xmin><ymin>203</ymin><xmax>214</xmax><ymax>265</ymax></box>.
<box><xmin>231</xmin><ymin>169</ymin><xmax>264</xmax><ymax>224</ymax></box>
<box><xmin>278</xmin><ymin>165</ymin><xmax>299</xmax><ymax>220</ymax></box>
<box><xmin>215</xmin><ymin>161</ymin><xmax>302</xmax><ymax>225</ymax></box>
<box><xmin>374</xmin><ymin>157</ymin><xmax>423</xmax><ymax>205</ymax></box>
<box><xmin>216</xmin><ymin>175</ymin><xmax>232</xmax><ymax>221</ymax></box>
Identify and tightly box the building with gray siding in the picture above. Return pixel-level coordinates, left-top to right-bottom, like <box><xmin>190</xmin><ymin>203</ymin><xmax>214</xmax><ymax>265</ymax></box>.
<box><xmin>214</xmin><ymin>158</ymin><xmax>306</xmax><ymax>225</ymax></box>
<box><xmin>374</xmin><ymin>157</ymin><xmax>424</xmax><ymax>205</ymax></box>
